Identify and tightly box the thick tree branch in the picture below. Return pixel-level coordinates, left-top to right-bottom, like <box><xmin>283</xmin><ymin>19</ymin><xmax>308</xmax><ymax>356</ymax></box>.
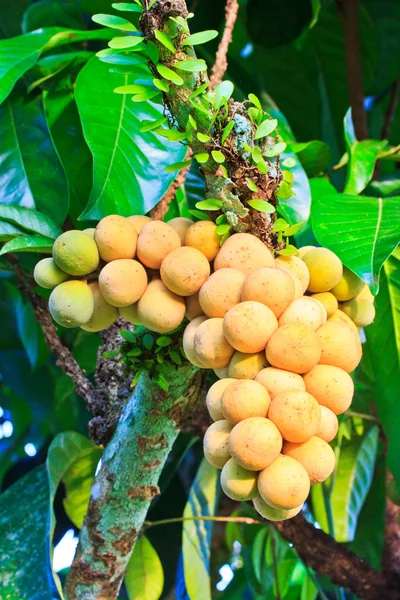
<box><xmin>209</xmin><ymin>0</ymin><xmax>239</xmax><ymax>89</ymax></box>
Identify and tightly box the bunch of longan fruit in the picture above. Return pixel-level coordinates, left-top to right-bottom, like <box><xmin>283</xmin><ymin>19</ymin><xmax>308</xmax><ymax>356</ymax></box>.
<box><xmin>34</xmin><ymin>214</ymin><xmax>374</xmax><ymax>521</ymax></box>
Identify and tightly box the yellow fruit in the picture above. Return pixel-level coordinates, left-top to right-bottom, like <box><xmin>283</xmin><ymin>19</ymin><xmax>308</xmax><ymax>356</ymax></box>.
<box><xmin>206</xmin><ymin>378</ymin><xmax>237</xmax><ymax>421</ymax></box>
<box><xmin>286</xmin><ymin>272</ymin><xmax>304</xmax><ymax>299</ymax></box>
<box><xmin>127</xmin><ymin>215</ymin><xmax>151</xmax><ymax>233</ymax></box>
<box><xmin>278</xmin><ymin>297</ymin><xmax>326</xmax><ymax>330</ymax></box>
<box><xmin>34</xmin><ymin>257</ymin><xmax>69</xmax><ymax>289</ymax></box>
<box><xmin>137</xmin><ymin>279</ymin><xmax>185</xmax><ymax>333</ymax></box>
<box><xmin>119</xmin><ymin>303</ymin><xmax>141</xmax><ymax>324</ymax></box>
<box><xmin>283</xmin><ymin>437</ymin><xmax>336</xmax><ymax>484</ymax></box>
<box><xmin>160</xmin><ymin>246</ymin><xmax>210</xmax><ymax>296</ymax></box>
<box><xmin>53</xmin><ymin>230</ymin><xmax>99</xmax><ymax>276</ymax></box>
<box><xmin>255</xmin><ymin>367</ymin><xmax>305</xmax><ymax>399</ymax></box>
<box><xmin>221</xmin><ymin>459</ymin><xmax>258</xmax><ymax>501</ymax></box>
<box><xmin>221</xmin><ymin>379</ymin><xmax>271</xmax><ymax>424</ymax></box>
<box><xmin>265</xmin><ymin>324</ymin><xmax>321</xmax><ymax>374</ymax></box>
<box><xmin>258</xmin><ymin>455</ymin><xmax>310</xmax><ymax>509</ymax></box>
<box><xmin>99</xmin><ymin>259</ymin><xmax>148</xmax><ymax>307</ymax></box>
<box><xmin>227</xmin><ymin>351</ymin><xmax>267</xmax><ymax>379</ymax></box>
<box><xmin>228</xmin><ymin>416</ymin><xmax>282</xmax><ymax>471</ymax></box>
<box><xmin>298</xmin><ymin>245</ymin><xmax>315</xmax><ymax>259</ymax></box>
<box><xmin>357</xmin><ymin>285</ymin><xmax>375</xmax><ymax>303</ymax></box>
<box><xmin>311</xmin><ymin>292</ymin><xmax>338</xmax><ymax>318</ymax></box>
<box><xmin>199</xmin><ymin>268</ymin><xmax>246</xmax><ymax>318</ymax></box>
<box><xmin>185</xmin><ymin>292</ymin><xmax>204</xmax><ymax>321</ymax></box>
<box><xmin>81</xmin><ymin>282</ymin><xmax>119</xmax><ymax>332</ymax></box>
<box><xmin>303</xmin><ymin>364</ymin><xmax>354</xmax><ymax>415</ymax></box>
<box><xmin>214</xmin><ymin>233</ymin><xmax>275</xmax><ymax>274</ymax></box>
<box><xmin>95</xmin><ymin>215</ymin><xmax>138</xmax><ymax>262</ymax></box>
<box><xmin>204</xmin><ymin>420</ymin><xmax>232</xmax><ymax>468</ymax></box>
<box><xmin>49</xmin><ymin>280</ymin><xmax>94</xmax><ymax>328</ymax></box>
<box><xmin>184</xmin><ymin>220</ymin><xmax>220</xmax><ymax>261</ymax></box>
<box><xmin>303</xmin><ymin>248</ymin><xmax>343</xmax><ymax>293</ymax></box>
<box><xmin>193</xmin><ymin>318</ymin><xmax>234</xmax><ymax>369</ymax></box>
<box><xmin>253</xmin><ymin>494</ymin><xmax>303</xmax><ymax>521</ymax></box>
<box><xmin>241</xmin><ymin>267</ymin><xmax>295</xmax><ymax>318</ymax></box>
<box><xmin>137</xmin><ymin>221</ymin><xmax>181</xmax><ymax>268</ymax></box>
<box><xmin>183</xmin><ymin>316</ymin><xmax>208</xmax><ymax>368</ymax></box>
<box><xmin>331</xmin><ymin>266</ymin><xmax>365</xmax><ymax>301</ymax></box>
<box><xmin>223</xmin><ymin>301</ymin><xmax>278</xmax><ymax>353</ymax></box>
<box><xmin>167</xmin><ymin>217</ymin><xmax>194</xmax><ymax>243</ymax></box>
<box><xmin>275</xmin><ymin>256</ymin><xmax>310</xmax><ymax>293</ymax></box>
<box><xmin>317</xmin><ymin>406</ymin><xmax>339</xmax><ymax>443</ymax></box>
<box><xmin>268</xmin><ymin>390</ymin><xmax>320</xmax><ymax>443</ymax></box>
<box><xmin>328</xmin><ymin>309</ymin><xmax>358</xmax><ymax>331</ymax></box>
<box><xmin>214</xmin><ymin>368</ymin><xmax>229</xmax><ymax>379</ymax></box>
<box><xmin>341</xmin><ymin>298</ymin><xmax>376</xmax><ymax>327</ymax></box>
<box><xmin>317</xmin><ymin>320</ymin><xmax>361</xmax><ymax>372</ymax></box>
<box><xmin>83</xmin><ymin>227</ymin><xmax>96</xmax><ymax>238</ymax></box>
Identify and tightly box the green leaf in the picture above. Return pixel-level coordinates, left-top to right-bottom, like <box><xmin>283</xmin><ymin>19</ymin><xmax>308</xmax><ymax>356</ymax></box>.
<box><xmin>247</xmin><ymin>200</ymin><xmax>275</xmax><ymax>213</ymax></box>
<box><xmin>248</xmin><ymin>93</ymin><xmax>262</xmax><ymax>111</ymax></box>
<box><xmin>345</xmin><ymin>140</ymin><xmax>388</xmax><ymax>196</ymax></box>
<box><xmin>194</xmin><ymin>153</ymin><xmax>209</xmax><ymax>164</ymax></box>
<box><xmin>221</xmin><ymin>121</ymin><xmax>234</xmax><ymax>145</ymax></box>
<box><xmin>0</xmin><ymin>205</ymin><xmax>61</xmax><ymax>238</ymax></box>
<box><xmin>252</xmin><ymin>145</ymin><xmax>263</xmax><ymax>164</ymax></box>
<box><xmin>282</xmin><ymin>157</ymin><xmax>296</xmax><ymax>168</ymax></box>
<box><xmin>182</xmin><ymin>30</ymin><xmax>218</xmax><ymax>46</ymax></box>
<box><xmin>175</xmin><ymin>59</ymin><xmax>207</xmax><ymax>72</ymax></box>
<box><xmin>140</xmin><ymin>116</ymin><xmax>168</xmax><ymax>132</ymax></box>
<box><xmin>165</xmin><ymin>159</ymin><xmax>192</xmax><ymax>172</ymax></box>
<box><xmin>211</xmin><ymin>150</ymin><xmax>225</xmax><ymax>164</ymax></box>
<box><xmin>109</xmin><ymin>35</ymin><xmax>145</xmax><ymax>49</ymax></box>
<box><xmin>112</xmin><ymin>3</ymin><xmax>143</xmax><ymax>11</ymax></box>
<box><xmin>188</xmin><ymin>209</ymin><xmax>211</xmax><ymax>221</ymax></box>
<box><xmin>92</xmin><ymin>13</ymin><xmax>137</xmax><ymax>31</ymax></box>
<box><xmin>277</xmin><ymin>244</ymin><xmax>298</xmax><ymax>256</ymax></box>
<box><xmin>0</xmin><ymin>221</ymin><xmax>25</xmax><ymax>242</ymax></box>
<box><xmin>216</xmin><ymin>223</ymin><xmax>230</xmax><ymax>236</ymax></box>
<box><xmin>153</xmin><ymin>78</ymin><xmax>169</xmax><ymax>92</ymax></box>
<box><xmin>246</xmin><ymin>178</ymin><xmax>258</xmax><ymax>192</ymax></box>
<box><xmin>156</xmin><ymin>336</ymin><xmax>172</xmax><ymax>347</ymax></box>
<box><xmin>284</xmin><ymin>222</ymin><xmax>304</xmax><ymax>237</ymax></box>
<box><xmin>114</xmin><ymin>83</ymin><xmax>154</xmax><ymax>94</ymax></box>
<box><xmin>197</xmin><ymin>132</ymin><xmax>210</xmax><ymax>143</ymax></box>
<box><xmin>254</xmin><ymin>118</ymin><xmax>278</xmax><ymax>140</ymax></box>
<box><xmin>154</xmin><ymin>29</ymin><xmax>175</xmax><ymax>53</ymax></box>
<box><xmin>196</xmin><ymin>199</ymin><xmax>223</xmax><ymax>210</ymax></box>
<box><xmin>0</xmin><ymin>235</ymin><xmax>54</xmax><ymax>256</ymax></box>
<box><xmin>125</xmin><ymin>536</ymin><xmax>164</xmax><ymax>600</ymax></box>
<box><xmin>156</xmin><ymin>63</ymin><xmax>183</xmax><ymax>85</ymax></box>
<box><xmin>264</xmin><ymin>141</ymin><xmax>287</xmax><ymax>157</ymax></box>
<box><xmin>289</xmin><ymin>140</ymin><xmax>332</xmax><ymax>177</ymax></box>
<box><xmin>283</xmin><ymin>169</ymin><xmax>295</xmax><ymax>185</ymax></box>
<box><xmin>276</xmin><ymin>180</ymin><xmax>294</xmax><ymax>200</ymax></box>
<box><xmin>156</xmin><ymin>129</ymin><xmax>187</xmax><ymax>142</ymax></box>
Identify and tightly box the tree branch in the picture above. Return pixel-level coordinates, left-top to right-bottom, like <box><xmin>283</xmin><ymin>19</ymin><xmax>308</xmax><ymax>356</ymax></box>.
<box><xmin>209</xmin><ymin>0</ymin><xmax>239</xmax><ymax>90</ymax></box>
<box><xmin>382</xmin><ymin>472</ymin><xmax>400</xmax><ymax>580</ymax></box>
<box><xmin>380</xmin><ymin>77</ymin><xmax>400</xmax><ymax>141</ymax></box>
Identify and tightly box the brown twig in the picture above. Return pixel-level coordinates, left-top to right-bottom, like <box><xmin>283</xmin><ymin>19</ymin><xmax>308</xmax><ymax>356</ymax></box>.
<box><xmin>382</xmin><ymin>472</ymin><xmax>400</xmax><ymax>579</ymax></box>
<box><xmin>150</xmin><ymin>149</ymin><xmax>193</xmax><ymax>220</ymax></box>
<box><xmin>209</xmin><ymin>0</ymin><xmax>239</xmax><ymax>90</ymax></box>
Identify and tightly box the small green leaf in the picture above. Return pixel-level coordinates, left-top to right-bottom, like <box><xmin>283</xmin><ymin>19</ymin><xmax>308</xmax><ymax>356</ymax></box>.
<box><xmin>156</xmin><ymin>64</ymin><xmax>183</xmax><ymax>85</ymax></box>
<box><xmin>246</xmin><ymin>178</ymin><xmax>258</xmax><ymax>192</ymax></box>
<box><xmin>103</xmin><ymin>349</ymin><xmax>119</xmax><ymax>359</ymax></box>
<box><xmin>216</xmin><ymin>223</ymin><xmax>230</xmax><ymax>236</ymax></box>
<box><xmin>156</xmin><ymin>129</ymin><xmax>187</xmax><ymax>141</ymax></box>
<box><xmin>252</xmin><ymin>146</ymin><xmax>263</xmax><ymax>164</ymax></box>
<box><xmin>175</xmin><ymin>59</ymin><xmax>207</xmax><ymax>72</ymax></box>
<box><xmin>120</xmin><ymin>330</ymin><xmax>136</xmax><ymax>343</ymax></box>
<box><xmin>197</xmin><ymin>132</ymin><xmax>210</xmax><ymax>143</ymax></box>
<box><xmin>254</xmin><ymin>118</ymin><xmax>278</xmax><ymax>140</ymax></box>
<box><xmin>216</xmin><ymin>214</ymin><xmax>227</xmax><ymax>225</ymax></box>
<box><xmin>108</xmin><ymin>35</ymin><xmax>145</xmax><ymax>49</ymax></box>
<box><xmin>114</xmin><ymin>84</ymin><xmax>153</xmax><ymax>94</ymax></box>
<box><xmin>276</xmin><ymin>180</ymin><xmax>294</xmax><ymax>200</ymax></box>
<box><xmin>189</xmin><ymin>82</ymin><xmax>209</xmax><ymax>100</ymax></box>
<box><xmin>257</xmin><ymin>161</ymin><xmax>268</xmax><ymax>174</ymax></box>
<box><xmin>265</xmin><ymin>141</ymin><xmax>287</xmax><ymax>157</ymax></box>
<box><xmin>194</xmin><ymin>153</ymin><xmax>209</xmax><ymax>164</ymax></box>
<box><xmin>156</xmin><ymin>336</ymin><xmax>172</xmax><ymax>347</ymax></box>
<box><xmin>182</xmin><ymin>30</ymin><xmax>218</xmax><ymax>46</ymax></box>
<box><xmin>154</xmin><ymin>29</ymin><xmax>175</xmax><ymax>53</ymax></box>
<box><xmin>143</xmin><ymin>334</ymin><xmax>154</xmax><ymax>350</ymax></box>
<box><xmin>112</xmin><ymin>3</ymin><xmax>142</xmax><ymax>12</ymax></box>
<box><xmin>153</xmin><ymin>78</ymin><xmax>169</xmax><ymax>92</ymax></box>
<box><xmin>0</xmin><ymin>235</ymin><xmax>54</xmax><ymax>255</ymax></box>
<box><xmin>282</xmin><ymin>156</ymin><xmax>297</xmax><ymax>168</ymax></box>
<box><xmin>277</xmin><ymin>244</ymin><xmax>298</xmax><ymax>256</ymax></box>
<box><xmin>284</xmin><ymin>222</ymin><xmax>304</xmax><ymax>236</ymax></box>
<box><xmin>92</xmin><ymin>14</ymin><xmax>137</xmax><ymax>31</ymax></box>
<box><xmin>248</xmin><ymin>93</ymin><xmax>262</xmax><ymax>111</ymax></box>
<box><xmin>147</xmin><ymin>40</ymin><xmax>159</xmax><ymax>64</ymax></box>
<box><xmin>283</xmin><ymin>169</ymin><xmax>295</xmax><ymax>184</ymax></box>
<box><xmin>221</xmin><ymin>121</ymin><xmax>234</xmax><ymax>145</ymax></box>
<box><xmin>190</xmin><ymin>99</ymin><xmax>210</xmax><ymax>116</ymax></box>
<box><xmin>169</xmin><ymin>351</ymin><xmax>182</xmax><ymax>365</ymax></box>
<box><xmin>188</xmin><ymin>115</ymin><xmax>197</xmax><ymax>130</ymax></box>
<box><xmin>131</xmin><ymin>90</ymin><xmax>160</xmax><ymax>102</ymax></box>
<box><xmin>272</xmin><ymin>218</ymin><xmax>289</xmax><ymax>232</ymax></box>
<box><xmin>196</xmin><ymin>199</ymin><xmax>223</xmax><ymax>210</ymax></box>
<box><xmin>188</xmin><ymin>209</ymin><xmax>212</xmax><ymax>221</ymax></box>
<box><xmin>247</xmin><ymin>199</ymin><xmax>275</xmax><ymax>213</ymax></box>
<box><xmin>219</xmin><ymin>164</ymin><xmax>228</xmax><ymax>178</ymax></box>
<box><xmin>165</xmin><ymin>159</ymin><xmax>192</xmax><ymax>172</ymax></box>
<box><xmin>248</xmin><ymin>107</ymin><xmax>262</xmax><ymax>124</ymax></box>
<box><xmin>169</xmin><ymin>16</ymin><xmax>189</xmax><ymax>32</ymax></box>
<box><xmin>211</xmin><ymin>150</ymin><xmax>225</xmax><ymax>164</ymax></box>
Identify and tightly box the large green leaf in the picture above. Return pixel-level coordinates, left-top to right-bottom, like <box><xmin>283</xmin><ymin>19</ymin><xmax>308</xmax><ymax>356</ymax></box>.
<box><xmin>345</xmin><ymin>140</ymin><xmax>387</xmax><ymax>195</ymax></box>
<box><xmin>125</xmin><ymin>536</ymin><xmax>164</xmax><ymax>600</ymax></box>
<box><xmin>0</xmin><ymin>234</ymin><xmax>54</xmax><ymax>255</ymax></box>
<box><xmin>289</xmin><ymin>140</ymin><xmax>332</xmax><ymax>178</ymax></box>
<box><xmin>0</xmin><ymin>204</ymin><xmax>61</xmax><ymax>238</ymax></box>
<box><xmin>75</xmin><ymin>57</ymin><xmax>186</xmax><ymax>219</ymax></box>
<box><xmin>311</xmin><ymin>192</ymin><xmax>400</xmax><ymax>292</ymax></box>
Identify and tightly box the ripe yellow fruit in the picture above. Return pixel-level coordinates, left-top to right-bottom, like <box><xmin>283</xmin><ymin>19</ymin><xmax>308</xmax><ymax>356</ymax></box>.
<box><xmin>278</xmin><ymin>297</ymin><xmax>326</xmax><ymax>330</ymax></box>
<box><xmin>83</xmin><ymin>227</ymin><xmax>96</xmax><ymax>238</ymax></box>
<box><xmin>255</xmin><ymin>367</ymin><xmax>305</xmax><ymax>399</ymax></box>
<box><xmin>266</xmin><ymin>324</ymin><xmax>321</xmax><ymax>374</ymax></box>
<box><xmin>286</xmin><ymin>272</ymin><xmax>304</xmax><ymax>299</ymax></box>
<box><xmin>317</xmin><ymin>320</ymin><xmax>361</xmax><ymax>372</ymax></box>
<box><xmin>341</xmin><ymin>298</ymin><xmax>376</xmax><ymax>327</ymax></box>
<box><xmin>49</xmin><ymin>280</ymin><xmax>94</xmax><ymax>328</ymax></box>
<box><xmin>227</xmin><ymin>351</ymin><xmax>267</xmax><ymax>379</ymax></box>
<box><xmin>331</xmin><ymin>266</ymin><xmax>365</xmax><ymax>301</ymax></box>
<box><xmin>53</xmin><ymin>230</ymin><xmax>99</xmax><ymax>276</ymax></box>
<box><xmin>303</xmin><ymin>248</ymin><xmax>343</xmax><ymax>292</ymax></box>
<box><xmin>253</xmin><ymin>494</ymin><xmax>303</xmax><ymax>521</ymax></box>
<box><xmin>206</xmin><ymin>378</ymin><xmax>237</xmax><ymax>421</ymax></box>
<box><xmin>95</xmin><ymin>215</ymin><xmax>138</xmax><ymax>262</ymax></box>
<box><xmin>127</xmin><ymin>215</ymin><xmax>151</xmax><ymax>233</ymax></box>
<box><xmin>167</xmin><ymin>217</ymin><xmax>194</xmax><ymax>243</ymax></box>
<box><xmin>119</xmin><ymin>303</ymin><xmax>141</xmax><ymax>324</ymax></box>
<box><xmin>297</xmin><ymin>245</ymin><xmax>315</xmax><ymax>259</ymax></box>
<box><xmin>160</xmin><ymin>246</ymin><xmax>210</xmax><ymax>296</ymax></box>
<box><xmin>221</xmin><ymin>380</ymin><xmax>271</xmax><ymax>424</ymax></box>
<box><xmin>228</xmin><ymin>417</ymin><xmax>282</xmax><ymax>471</ymax></box>
<box><xmin>357</xmin><ymin>285</ymin><xmax>375</xmax><ymax>303</ymax></box>
<box><xmin>199</xmin><ymin>268</ymin><xmax>246</xmax><ymax>318</ymax></box>
<box><xmin>283</xmin><ymin>437</ymin><xmax>336</xmax><ymax>484</ymax></box>
<box><xmin>311</xmin><ymin>292</ymin><xmax>338</xmax><ymax>318</ymax></box>
<box><xmin>223</xmin><ymin>301</ymin><xmax>278</xmax><ymax>353</ymax></box>
<box><xmin>221</xmin><ymin>458</ymin><xmax>258</xmax><ymax>501</ymax></box>
<box><xmin>99</xmin><ymin>259</ymin><xmax>147</xmax><ymax>307</ymax></box>
<box><xmin>214</xmin><ymin>367</ymin><xmax>229</xmax><ymax>379</ymax></box>
<box><xmin>81</xmin><ymin>282</ymin><xmax>119</xmax><ymax>332</ymax></box>
<box><xmin>268</xmin><ymin>390</ymin><xmax>321</xmax><ymax>443</ymax></box>
<box><xmin>214</xmin><ymin>233</ymin><xmax>275</xmax><ymax>274</ymax></box>
<box><xmin>34</xmin><ymin>257</ymin><xmax>69</xmax><ymax>289</ymax></box>
<box><xmin>137</xmin><ymin>279</ymin><xmax>185</xmax><ymax>333</ymax></box>
<box><xmin>183</xmin><ymin>316</ymin><xmax>208</xmax><ymax>368</ymax></box>
<box><xmin>185</xmin><ymin>292</ymin><xmax>204</xmax><ymax>321</ymax></box>
<box><xmin>241</xmin><ymin>267</ymin><xmax>295</xmax><ymax>317</ymax></box>
<box><xmin>193</xmin><ymin>318</ymin><xmax>234</xmax><ymax>369</ymax></box>
<box><xmin>184</xmin><ymin>220</ymin><xmax>220</xmax><ymax>261</ymax></box>
<box><xmin>137</xmin><ymin>221</ymin><xmax>181</xmax><ymax>268</ymax></box>
<box><xmin>303</xmin><ymin>364</ymin><xmax>354</xmax><ymax>414</ymax></box>
<box><xmin>317</xmin><ymin>406</ymin><xmax>339</xmax><ymax>443</ymax></box>
<box><xmin>328</xmin><ymin>309</ymin><xmax>358</xmax><ymax>331</ymax></box>
<box><xmin>258</xmin><ymin>455</ymin><xmax>310</xmax><ymax>509</ymax></box>
<box><xmin>275</xmin><ymin>256</ymin><xmax>310</xmax><ymax>293</ymax></box>
<box><xmin>204</xmin><ymin>420</ymin><xmax>232</xmax><ymax>468</ymax></box>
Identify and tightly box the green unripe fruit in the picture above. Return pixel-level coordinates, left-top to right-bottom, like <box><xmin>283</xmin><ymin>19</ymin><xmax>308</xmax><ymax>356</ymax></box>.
<box><xmin>221</xmin><ymin>458</ymin><xmax>258</xmax><ymax>501</ymax></box>
<box><xmin>83</xmin><ymin>228</ymin><xmax>96</xmax><ymax>238</ymax></box>
<box><xmin>253</xmin><ymin>494</ymin><xmax>303</xmax><ymax>521</ymax></box>
<box><xmin>119</xmin><ymin>303</ymin><xmax>142</xmax><ymax>324</ymax></box>
<box><xmin>341</xmin><ymin>298</ymin><xmax>376</xmax><ymax>327</ymax></box>
<box><xmin>331</xmin><ymin>266</ymin><xmax>365</xmax><ymax>301</ymax></box>
<box><xmin>53</xmin><ymin>230</ymin><xmax>99</xmax><ymax>276</ymax></box>
<box><xmin>81</xmin><ymin>282</ymin><xmax>119</xmax><ymax>332</ymax></box>
<box><xmin>49</xmin><ymin>280</ymin><xmax>94</xmax><ymax>328</ymax></box>
<box><xmin>33</xmin><ymin>257</ymin><xmax>69</xmax><ymax>289</ymax></box>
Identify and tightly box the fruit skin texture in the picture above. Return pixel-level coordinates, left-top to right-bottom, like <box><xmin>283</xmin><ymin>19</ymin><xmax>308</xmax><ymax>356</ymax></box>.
<box><xmin>137</xmin><ymin>279</ymin><xmax>185</xmax><ymax>333</ymax></box>
<box><xmin>49</xmin><ymin>280</ymin><xmax>94</xmax><ymax>328</ymax></box>
<box><xmin>206</xmin><ymin>378</ymin><xmax>237</xmax><ymax>421</ymax></box>
<box><xmin>275</xmin><ymin>255</ymin><xmax>310</xmax><ymax>293</ymax></box>
<box><xmin>204</xmin><ymin>420</ymin><xmax>232</xmax><ymax>468</ymax></box>
<box><xmin>286</xmin><ymin>272</ymin><xmax>303</xmax><ymax>299</ymax></box>
<box><xmin>199</xmin><ymin>268</ymin><xmax>246</xmax><ymax>318</ymax></box>
<box><xmin>258</xmin><ymin>454</ymin><xmax>310</xmax><ymax>509</ymax></box>
<box><xmin>317</xmin><ymin>320</ymin><xmax>361</xmax><ymax>372</ymax></box>
<box><xmin>127</xmin><ymin>214</ymin><xmax>151</xmax><ymax>233</ymax></box>
<box><xmin>83</xmin><ymin>227</ymin><xmax>96</xmax><ymax>238</ymax></box>
<box><xmin>183</xmin><ymin>316</ymin><xmax>208</xmax><ymax>368</ymax></box>
<box><xmin>253</xmin><ymin>494</ymin><xmax>303</xmax><ymax>521</ymax></box>
<box><xmin>268</xmin><ymin>390</ymin><xmax>321</xmax><ymax>443</ymax></box>
<box><xmin>34</xmin><ymin>257</ymin><xmax>69</xmax><ymax>289</ymax></box>
<box><xmin>341</xmin><ymin>298</ymin><xmax>375</xmax><ymax>327</ymax></box>
<box><xmin>278</xmin><ymin>296</ymin><xmax>326</xmax><ymax>331</ymax></box>
<box><xmin>119</xmin><ymin>303</ymin><xmax>141</xmax><ymax>324</ymax></box>
<box><xmin>137</xmin><ymin>221</ymin><xmax>181</xmax><ymax>269</ymax></box>
<box><xmin>223</xmin><ymin>301</ymin><xmax>278</xmax><ymax>353</ymax></box>
<box><xmin>241</xmin><ymin>267</ymin><xmax>295</xmax><ymax>318</ymax></box>
<box><xmin>311</xmin><ymin>292</ymin><xmax>338</xmax><ymax>318</ymax></box>
<box><xmin>185</xmin><ymin>292</ymin><xmax>204</xmax><ymax>321</ymax></box>
<box><xmin>303</xmin><ymin>248</ymin><xmax>343</xmax><ymax>293</ymax></box>
<box><xmin>228</xmin><ymin>351</ymin><xmax>267</xmax><ymax>379</ymax></box>
<box><xmin>283</xmin><ymin>436</ymin><xmax>336</xmax><ymax>484</ymax></box>
<box><xmin>95</xmin><ymin>215</ymin><xmax>138</xmax><ymax>262</ymax></box>
<box><xmin>214</xmin><ymin>233</ymin><xmax>275</xmax><ymax>274</ymax></box>
<box><xmin>255</xmin><ymin>367</ymin><xmax>305</xmax><ymax>399</ymax></box>
<box><xmin>194</xmin><ymin>318</ymin><xmax>234</xmax><ymax>369</ymax></box>
<box><xmin>266</xmin><ymin>323</ymin><xmax>321</xmax><ymax>374</ymax></box>
<box><xmin>99</xmin><ymin>259</ymin><xmax>148</xmax><ymax>307</ymax></box>
<box><xmin>167</xmin><ymin>217</ymin><xmax>194</xmax><ymax>243</ymax></box>
<box><xmin>303</xmin><ymin>364</ymin><xmax>354</xmax><ymax>415</ymax></box>
<box><xmin>214</xmin><ymin>368</ymin><xmax>229</xmax><ymax>379</ymax></box>
<box><xmin>221</xmin><ymin>379</ymin><xmax>271</xmax><ymax>424</ymax></box>
<box><xmin>81</xmin><ymin>282</ymin><xmax>119</xmax><ymax>332</ymax></box>
<box><xmin>221</xmin><ymin>459</ymin><xmax>258</xmax><ymax>501</ymax></box>
<box><xmin>228</xmin><ymin>416</ymin><xmax>282</xmax><ymax>471</ymax></box>
<box><xmin>331</xmin><ymin>266</ymin><xmax>365</xmax><ymax>301</ymax></box>
<box><xmin>53</xmin><ymin>230</ymin><xmax>99</xmax><ymax>276</ymax></box>
<box><xmin>184</xmin><ymin>220</ymin><xmax>219</xmax><ymax>261</ymax></box>
<box><xmin>317</xmin><ymin>406</ymin><xmax>339</xmax><ymax>443</ymax></box>
<box><xmin>329</xmin><ymin>308</ymin><xmax>358</xmax><ymax>331</ymax></box>
<box><xmin>160</xmin><ymin>246</ymin><xmax>210</xmax><ymax>296</ymax></box>
<box><xmin>297</xmin><ymin>246</ymin><xmax>315</xmax><ymax>259</ymax></box>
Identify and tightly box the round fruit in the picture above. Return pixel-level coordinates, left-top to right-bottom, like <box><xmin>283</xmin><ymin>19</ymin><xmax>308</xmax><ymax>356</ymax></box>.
<box><xmin>184</xmin><ymin>220</ymin><xmax>219</xmax><ymax>261</ymax></box>
<box><xmin>204</xmin><ymin>420</ymin><xmax>232</xmax><ymax>468</ymax></box>
<box><xmin>221</xmin><ymin>459</ymin><xmax>258</xmax><ymax>501</ymax></box>
<box><xmin>317</xmin><ymin>406</ymin><xmax>339</xmax><ymax>443</ymax></box>
<box><xmin>223</xmin><ymin>301</ymin><xmax>278</xmax><ymax>353</ymax></box>
<box><xmin>303</xmin><ymin>248</ymin><xmax>343</xmax><ymax>293</ymax></box>
<box><xmin>119</xmin><ymin>303</ymin><xmax>141</xmax><ymax>324</ymax></box>
<box><xmin>278</xmin><ymin>297</ymin><xmax>326</xmax><ymax>331</ymax></box>
<box><xmin>206</xmin><ymin>378</ymin><xmax>237</xmax><ymax>421</ymax></box>
<box><xmin>297</xmin><ymin>246</ymin><xmax>315</xmax><ymax>259</ymax></box>
<box><xmin>283</xmin><ymin>437</ymin><xmax>336</xmax><ymax>484</ymax></box>
<box><xmin>99</xmin><ymin>259</ymin><xmax>147</xmax><ymax>307</ymax></box>
<box><xmin>183</xmin><ymin>316</ymin><xmax>208</xmax><ymax>368</ymax></box>
<box><xmin>95</xmin><ymin>215</ymin><xmax>138</xmax><ymax>262</ymax></box>
<box><xmin>341</xmin><ymin>298</ymin><xmax>375</xmax><ymax>327</ymax></box>
<box><xmin>199</xmin><ymin>269</ymin><xmax>246</xmax><ymax>318</ymax></box>
<box><xmin>258</xmin><ymin>455</ymin><xmax>310</xmax><ymax>509</ymax></box>
<box><xmin>81</xmin><ymin>282</ymin><xmax>118</xmax><ymax>332</ymax></box>
<box><xmin>34</xmin><ymin>257</ymin><xmax>69</xmax><ymax>289</ymax></box>
<box><xmin>357</xmin><ymin>285</ymin><xmax>375</xmax><ymax>303</ymax></box>
<box><xmin>137</xmin><ymin>221</ymin><xmax>181</xmax><ymax>269</ymax></box>
<box><xmin>268</xmin><ymin>390</ymin><xmax>320</xmax><ymax>443</ymax></box>
<box><xmin>185</xmin><ymin>292</ymin><xmax>204</xmax><ymax>321</ymax></box>
<box><xmin>227</xmin><ymin>351</ymin><xmax>267</xmax><ymax>379</ymax></box>
<box><xmin>137</xmin><ymin>279</ymin><xmax>185</xmax><ymax>333</ymax></box>
<box><xmin>221</xmin><ymin>379</ymin><xmax>271</xmax><ymax>424</ymax></box>
<box><xmin>228</xmin><ymin>417</ymin><xmax>282</xmax><ymax>471</ymax></box>
<box><xmin>127</xmin><ymin>215</ymin><xmax>151</xmax><ymax>233</ymax></box>
<box><xmin>160</xmin><ymin>246</ymin><xmax>210</xmax><ymax>296</ymax></box>
<box><xmin>83</xmin><ymin>228</ymin><xmax>96</xmax><ymax>238</ymax></box>
<box><xmin>214</xmin><ymin>233</ymin><xmax>275</xmax><ymax>274</ymax></box>
<box><xmin>275</xmin><ymin>256</ymin><xmax>310</xmax><ymax>293</ymax></box>
<box><xmin>241</xmin><ymin>267</ymin><xmax>295</xmax><ymax>318</ymax></box>
<box><xmin>331</xmin><ymin>266</ymin><xmax>365</xmax><ymax>301</ymax></box>
<box><xmin>194</xmin><ymin>318</ymin><xmax>234</xmax><ymax>369</ymax></box>
<box><xmin>253</xmin><ymin>494</ymin><xmax>303</xmax><ymax>521</ymax></box>
<box><xmin>328</xmin><ymin>309</ymin><xmax>358</xmax><ymax>331</ymax></box>
<box><xmin>168</xmin><ymin>217</ymin><xmax>194</xmax><ymax>243</ymax></box>
<box><xmin>53</xmin><ymin>230</ymin><xmax>99</xmax><ymax>276</ymax></box>
<box><xmin>265</xmin><ymin>324</ymin><xmax>321</xmax><ymax>374</ymax></box>
<box><xmin>49</xmin><ymin>280</ymin><xmax>94</xmax><ymax>328</ymax></box>
<box><xmin>214</xmin><ymin>367</ymin><xmax>229</xmax><ymax>379</ymax></box>
<box><xmin>317</xmin><ymin>320</ymin><xmax>361</xmax><ymax>372</ymax></box>
<box><xmin>286</xmin><ymin>272</ymin><xmax>303</xmax><ymax>299</ymax></box>
<box><xmin>311</xmin><ymin>292</ymin><xmax>338</xmax><ymax>318</ymax></box>
<box><xmin>255</xmin><ymin>367</ymin><xmax>305</xmax><ymax>399</ymax></box>
<box><xmin>303</xmin><ymin>364</ymin><xmax>354</xmax><ymax>414</ymax></box>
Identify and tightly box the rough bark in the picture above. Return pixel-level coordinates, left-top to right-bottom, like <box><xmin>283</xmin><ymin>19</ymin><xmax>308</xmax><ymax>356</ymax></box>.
<box><xmin>209</xmin><ymin>0</ymin><xmax>239</xmax><ymax>89</ymax></box>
